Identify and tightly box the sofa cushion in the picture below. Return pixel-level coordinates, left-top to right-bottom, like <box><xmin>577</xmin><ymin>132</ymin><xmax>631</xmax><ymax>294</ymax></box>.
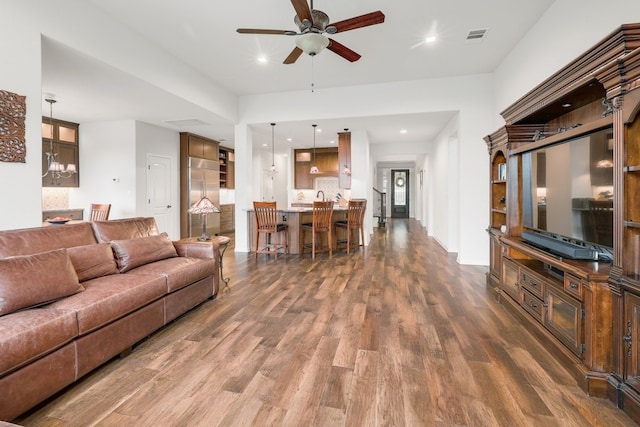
<box><xmin>110</xmin><ymin>233</ymin><xmax>178</xmax><ymax>273</ymax></box>
<box><xmin>0</xmin><ymin>307</ymin><xmax>78</xmax><ymax>376</ymax></box>
<box><xmin>67</xmin><ymin>243</ymin><xmax>119</xmax><ymax>282</ymax></box>
<box><xmin>0</xmin><ymin>222</ymin><xmax>97</xmax><ymax>258</ymax></box>
<box><xmin>126</xmin><ymin>256</ymin><xmax>216</xmax><ymax>292</ymax></box>
<box><xmin>91</xmin><ymin>217</ymin><xmax>159</xmax><ymax>243</ymax></box>
<box><xmin>0</xmin><ymin>249</ymin><xmax>84</xmax><ymax>316</ymax></box>
<box><xmin>49</xmin><ymin>273</ymin><xmax>167</xmax><ymax>334</ymax></box>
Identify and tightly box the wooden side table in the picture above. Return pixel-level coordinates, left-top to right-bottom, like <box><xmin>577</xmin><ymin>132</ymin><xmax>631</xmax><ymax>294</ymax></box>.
<box><xmin>180</xmin><ymin>236</ymin><xmax>231</xmax><ymax>292</ymax></box>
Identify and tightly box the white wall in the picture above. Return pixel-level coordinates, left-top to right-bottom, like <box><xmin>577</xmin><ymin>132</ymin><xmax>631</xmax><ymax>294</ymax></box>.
<box><xmin>493</xmin><ymin>0</ymin><xmax>640</xmax><ymax>121</ymax></box>
<box><xmin>0</xmin><ymin>0</ymin><xmax>237</xmax><ymax>232</ymax></box>
<box><xmin>0</xmin><ymin>3</ymin><xmax>44</xmax><ymax>230</ymax></box>
<box><xmin>68</xmin><ymin>121</ymin><xmax>137</xmax><ymax>219</ymax></box>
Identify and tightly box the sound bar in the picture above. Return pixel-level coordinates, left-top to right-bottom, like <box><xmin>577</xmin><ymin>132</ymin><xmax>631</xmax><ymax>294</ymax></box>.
<box><xmin>522</xmin><ymin>231</ymin><xmax>597</xmax><ymax>260</ymax></box>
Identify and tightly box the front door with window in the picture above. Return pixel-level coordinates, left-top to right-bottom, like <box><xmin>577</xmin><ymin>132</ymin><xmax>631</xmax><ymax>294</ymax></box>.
<box><xmin>391</xmin><ymin>169</ymin><xmax>409</xmax><ymax>218</ymax></box>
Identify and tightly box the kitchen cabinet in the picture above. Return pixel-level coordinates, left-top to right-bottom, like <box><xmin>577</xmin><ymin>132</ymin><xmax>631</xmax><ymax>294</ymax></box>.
<box><xmin>42</xmin><ymin>209</ymin><xmax>83</xmax><ymax>222</ymax></box>
<box><xmin>183</xmin><ymin>132</ymin><xmax>218</xmax><ymax>160</ymax></box>
<box><xmin>293</xmin><ymin>147</ymin><xmax>338</xmax><ymax>189</ymax></box>
<box><xmin>41</xmin><ymin>117</ymin><xmax>79</xmax><ymax>187</ymax></box>
<box><xmin>220</xmin><ymin>204</ymin><xmax>234</xmax><ymax>233</ymax></box>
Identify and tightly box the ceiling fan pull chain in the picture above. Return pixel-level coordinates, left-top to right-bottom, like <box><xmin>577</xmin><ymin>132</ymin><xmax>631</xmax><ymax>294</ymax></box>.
<box><xmin>311</xmin><ymin>56</ymin><xmax>315</xmax><ymax>92</ymax></box>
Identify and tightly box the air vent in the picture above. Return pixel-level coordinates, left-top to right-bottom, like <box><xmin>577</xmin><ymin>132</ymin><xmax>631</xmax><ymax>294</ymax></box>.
<box><xmin>466</xmin><ymin>28</ymin><xmax>488</xmax><ymax>42</ymax></box>
<box><xmin>164</xmin><ymin>119</ymin><xmax>210</xmax><ymax>127</ymax></box>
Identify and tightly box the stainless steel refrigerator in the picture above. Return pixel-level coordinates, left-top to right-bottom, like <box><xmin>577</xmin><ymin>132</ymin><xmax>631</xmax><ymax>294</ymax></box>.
<box><xmin>187</xmin><ymin>157</ymin><xmax>220</xmax><ymax>238</ymax></box>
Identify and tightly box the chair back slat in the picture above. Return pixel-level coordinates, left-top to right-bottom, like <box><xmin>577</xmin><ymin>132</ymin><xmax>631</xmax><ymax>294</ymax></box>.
<box><xmin>254</xmin><ymin>201</ymin><xmax>279</xmax><ymax>232</ymax></box>
<box><xmin>89</xmin><ymin>203</ymin><xmax>111</xmax><ymax>221</ymax></box>
<box><xmin>347</xmin><ymin>199</ymin><xmax>367</xmax><ymax>229</ymax></box>
<box><xmin>312</xmin><ymin>201</ymin><xmax>334</xmax><ymax>232</ymax></box>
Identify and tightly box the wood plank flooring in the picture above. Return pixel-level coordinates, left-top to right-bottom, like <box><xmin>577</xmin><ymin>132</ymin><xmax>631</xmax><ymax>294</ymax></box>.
<box><xmin>16</xmin><ymin>219</ymin><xmax>635</xmax><ymax>426</ymax></box>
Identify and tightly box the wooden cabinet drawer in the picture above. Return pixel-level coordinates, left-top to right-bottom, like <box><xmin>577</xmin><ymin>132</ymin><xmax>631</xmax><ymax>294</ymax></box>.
<box><xmin>521</xmin><ymin>269</ymin><xmax>545</xmax><ymax>299</ymax></box>
<box><xmin>522</xmin><ymin>289</ymin><xmax>544</xmax><ymax>323</ymax></box>
<box><xmin>43</xmin><ymin>209</ymin><xmax>84</xmax><ymax>221</ymax></box>
<box><xmin>564</xmin><ymin>274</ymin><xmax>584</xmax><ymax>301</ymax></box>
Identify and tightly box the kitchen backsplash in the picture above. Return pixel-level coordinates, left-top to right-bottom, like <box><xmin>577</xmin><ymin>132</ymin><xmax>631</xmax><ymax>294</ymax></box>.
<box><xmin>42</xmin><ymin>187</ymin><xmax>70</xmax><ymax>210</ymax></box>
<box><xmin>292</xmin><ymin>177</ymin><xmax>351</xmax><ymax>203</ymax></box>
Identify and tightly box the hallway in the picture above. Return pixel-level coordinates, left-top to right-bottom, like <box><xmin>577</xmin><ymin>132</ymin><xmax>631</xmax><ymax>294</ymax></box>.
<box><xmin>16</xmin><ymin>219</ymin><xmax>634</xmax><ymax>426</ymax></box>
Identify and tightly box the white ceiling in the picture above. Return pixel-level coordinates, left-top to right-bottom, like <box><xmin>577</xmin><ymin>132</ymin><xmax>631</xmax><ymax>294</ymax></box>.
<box><xmin>41</xmin><ymin>0</ymin><xmax>555</xmax><ymax>154</ymax></box>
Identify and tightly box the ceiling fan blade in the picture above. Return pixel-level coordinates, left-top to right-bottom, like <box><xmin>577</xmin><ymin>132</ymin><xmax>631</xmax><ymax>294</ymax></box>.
<box><xmin>290</xmin><ymin>0</ymin><xmax>312</xmax><ymax>23</ymax></box>
<box><xmin>237</xmin><ymin>28</ymin><xmax>296</xmax><ymax>35</ymax></box>
<box><xmin>327</xmin><ymin>39</ymin><xmax>361</xmax><ymax>62</ymax></box>
<box><xmin>330</xmin><ymin>11</ymin><xmax>385</xmax><ymax>33</ymax></box>
<box><xmin>284</xmin><ymin>47</ymin><xmax>304</xmax><ymax>64</ymax></box>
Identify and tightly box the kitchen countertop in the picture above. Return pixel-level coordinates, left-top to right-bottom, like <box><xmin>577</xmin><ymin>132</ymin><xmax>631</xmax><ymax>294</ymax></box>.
<box><xmin>246</xmin><ymin>206</ymin><xmax>348</xmax><ymax>213</ymax></box>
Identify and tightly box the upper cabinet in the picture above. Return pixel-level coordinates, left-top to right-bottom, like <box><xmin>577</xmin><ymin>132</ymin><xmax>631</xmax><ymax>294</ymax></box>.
<box><xmin>41</xmin><ymin>117</ymin><xmax>79</xmax><ymax>187</ymax></box>
<box><xmin>182</xmin><ymin>132</ymin><xmax>218</xmax><ymax>160</ymax></box>
<box><xmin>294</xmin><ymin>147</ymin><xmax>338</xmax><ymax>189</ymax></box>
<box><xmin>219</xmin><ymin>146</ymin><xmax>234</xmax><ymax>189</ymax></box>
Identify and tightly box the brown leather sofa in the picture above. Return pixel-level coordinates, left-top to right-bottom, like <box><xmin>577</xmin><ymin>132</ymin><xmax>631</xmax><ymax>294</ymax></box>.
<box><xmin>0</xmin><ymin>217</ymin><xmax>220</xmax><ymax>421</ymax></box>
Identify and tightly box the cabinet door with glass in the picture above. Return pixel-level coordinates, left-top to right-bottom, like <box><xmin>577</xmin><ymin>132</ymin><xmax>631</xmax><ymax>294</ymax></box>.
<box><xmin>501</xmin><ymin>258</ymin><xmax>521</xmax><ymax>302</ymax></box>
<box><xmin>42</xmin><ymin>117</ymin><xmax>79</xmax><ymax>187</ymax></box>
<box><xmin>544</xmin><ymin>285</ymin><xmax>584</xmax><ymax>357</ymax></box>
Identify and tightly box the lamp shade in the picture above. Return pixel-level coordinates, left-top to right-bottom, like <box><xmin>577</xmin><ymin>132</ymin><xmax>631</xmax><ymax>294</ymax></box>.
<box><xmin>188</xmin><ymin>196</ymin><xmax>220</xmax><ymax>214</ymax></box>
<box><xmin>296</xmin><ymin>33</ymin><xmax>330</xmax><ymax>56</ymax></box>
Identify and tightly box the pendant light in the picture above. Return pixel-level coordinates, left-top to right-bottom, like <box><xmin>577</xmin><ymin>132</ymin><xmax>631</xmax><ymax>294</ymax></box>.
<box><xmin>342</xmin><ymin>128</ymin><xmax>351</xmax><ymax>176</ymax></box>
<box><xmin>270</xmin><ymin>122</ymin><xmax>278</xmax><ymax>174</ymax></box>
<box><xmin>310</xmin><ymin>124</ymin><xmax>320</xmax><ymax>174</ymax></box>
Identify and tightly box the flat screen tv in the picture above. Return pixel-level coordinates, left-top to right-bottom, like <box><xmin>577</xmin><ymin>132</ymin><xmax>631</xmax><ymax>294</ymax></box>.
<box><xmin>521</xmin><ymin>127</ymin><xmax>614</xmax><ymax>261</ymax></box>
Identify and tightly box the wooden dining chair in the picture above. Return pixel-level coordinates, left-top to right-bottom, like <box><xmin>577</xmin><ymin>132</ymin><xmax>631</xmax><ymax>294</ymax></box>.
<box><xmin>253</xmin><ymin>201</ymin><xmax>288</xmax><ymax>259</ymax></box>
<box><xmin>301</xmin><ymin>200</ymin><xmax>334</xmax><ymax>259</ymax></box>
<box><xmin>334</xmin><ymin>199</ymin><xmax>367</xmax><ymax>254</ymax></box>
<box><xmin>89</xmin><ymin>203</ymin><xmax>111</xmax><ymax>221</ymax></box>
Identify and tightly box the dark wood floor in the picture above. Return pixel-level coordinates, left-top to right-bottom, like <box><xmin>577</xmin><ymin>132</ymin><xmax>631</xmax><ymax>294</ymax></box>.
<box><xmin>17</xmin><ymin>219</ymin><xmax>635</xmax><ymax>426</ymax></box>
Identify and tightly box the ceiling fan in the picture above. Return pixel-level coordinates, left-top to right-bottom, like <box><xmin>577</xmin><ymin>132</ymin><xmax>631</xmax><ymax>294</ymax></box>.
<box><xmin>236</xmin><ymin>0</ymin><xmax>385</xmax><ymax>64</ymax></box>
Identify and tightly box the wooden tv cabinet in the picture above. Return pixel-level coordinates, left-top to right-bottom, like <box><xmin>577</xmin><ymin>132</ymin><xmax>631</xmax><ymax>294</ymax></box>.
<box><xmin>485</xmin><ymin>23</ymin><xmax>640</xmax><ymax>422</ymax></box>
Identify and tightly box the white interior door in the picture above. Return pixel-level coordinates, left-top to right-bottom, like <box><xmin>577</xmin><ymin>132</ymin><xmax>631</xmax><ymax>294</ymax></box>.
<box><xmin>147</xmin><ymin>154</ymin><xmax>173</xmax><ymax>235</ymax></box>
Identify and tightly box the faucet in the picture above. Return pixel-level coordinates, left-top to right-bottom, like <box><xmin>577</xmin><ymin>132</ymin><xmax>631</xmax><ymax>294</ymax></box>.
<box><xmin>316</xmin><ymin>190</ymin><xmax>325</xmax><ymax>201</ymax></box>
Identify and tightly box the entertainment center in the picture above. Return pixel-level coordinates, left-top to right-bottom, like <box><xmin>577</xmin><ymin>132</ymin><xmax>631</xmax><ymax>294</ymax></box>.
<box><xmin>485</xmin><ymin>23</ymin><xmax>640</xmax><ymax>422</ymax></box>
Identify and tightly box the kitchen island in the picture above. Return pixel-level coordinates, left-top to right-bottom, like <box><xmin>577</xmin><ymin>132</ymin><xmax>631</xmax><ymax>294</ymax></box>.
<box><xmin>247</xmin><ymin>206</ymin><xmax>357</xmax><ymax>255</ymax></box>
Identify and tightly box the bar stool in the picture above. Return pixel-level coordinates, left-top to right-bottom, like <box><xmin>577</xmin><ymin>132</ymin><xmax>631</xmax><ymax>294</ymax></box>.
<box><xmin>253</xmin><ymin>201</ymin><xmax>288</xmax><ymax>259</ymax></box>
<box><xmin>301</xmin><ymin>200</ymin><xmax>334</xmax><ymax>259</ymax></box>
<box><xmin>334</xmin><ymin>199</ymin><xmax>367</xmax><ymax>254</ymax></box>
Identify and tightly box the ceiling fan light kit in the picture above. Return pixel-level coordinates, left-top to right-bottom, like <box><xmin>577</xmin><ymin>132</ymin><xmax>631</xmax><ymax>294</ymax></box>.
<box><xmin>295</xmin><ymin>33</ymin><xmax>329</xmax><ymax>56</ymax></box>
<box><xmin>236</xmin><ymin>0</ymin><xmax>384</xmax><ymax>64</ymax></box>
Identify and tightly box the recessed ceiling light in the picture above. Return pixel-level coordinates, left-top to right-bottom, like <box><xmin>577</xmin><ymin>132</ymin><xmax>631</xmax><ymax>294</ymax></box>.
<box><xmin>400</xmin><ymin>129</ymin><xmax>408</xmax><ymax>134</ymax></box>
<box><xmin>262</xmin><ymin>143</ymin><xmax>268</xmax><ymax>147</ymax></box>
<box><xmin>329</xmin><ymin>140</ymin><xmax>335</xmax><ymax>144</ymax></box>
<box><xmin>562</xmin><ymin>103</ymin><xmax>572</xmax><ymax>108</ymax></box>
<box><xmin>425</xmin><ymin>35</ymin><xmax>437</xmax><ymax>44</ymax></box>
<box><xmin>316</xmin><ymin>128</ymin><xmax>322</xmax><ymax>132</ymax></box>
<box><xmin>287</xmin><ymin>138</ymin><xmax>292</xmax><ymax>141</ymax></box>
<box><xmin>257</xmin><ymin>56</ymin><xmax>268</xmax><ymax>64</ymax></box>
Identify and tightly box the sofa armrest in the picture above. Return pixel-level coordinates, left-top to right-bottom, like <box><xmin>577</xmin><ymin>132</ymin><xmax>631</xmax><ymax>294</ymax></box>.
<box><xmin>173</xmin><ymin>241</ymin><xmax>219</xmax><ymax>260</ymax></box>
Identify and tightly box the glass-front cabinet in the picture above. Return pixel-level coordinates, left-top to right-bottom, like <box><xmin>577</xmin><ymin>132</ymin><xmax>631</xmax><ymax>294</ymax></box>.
<box><xmin>501</xmin><ymin>258</ymin><xmax>521</xmax><ymax>302</ymax></box>
<box><xmin>545</xmin><ymin>284</ymin><xmax>584</xmax><ymax>357</ymax></box>
<box><xmin>41</xmin><ymin>117</ymin><xmax>79</xmax><ymax>187</ymax></box>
